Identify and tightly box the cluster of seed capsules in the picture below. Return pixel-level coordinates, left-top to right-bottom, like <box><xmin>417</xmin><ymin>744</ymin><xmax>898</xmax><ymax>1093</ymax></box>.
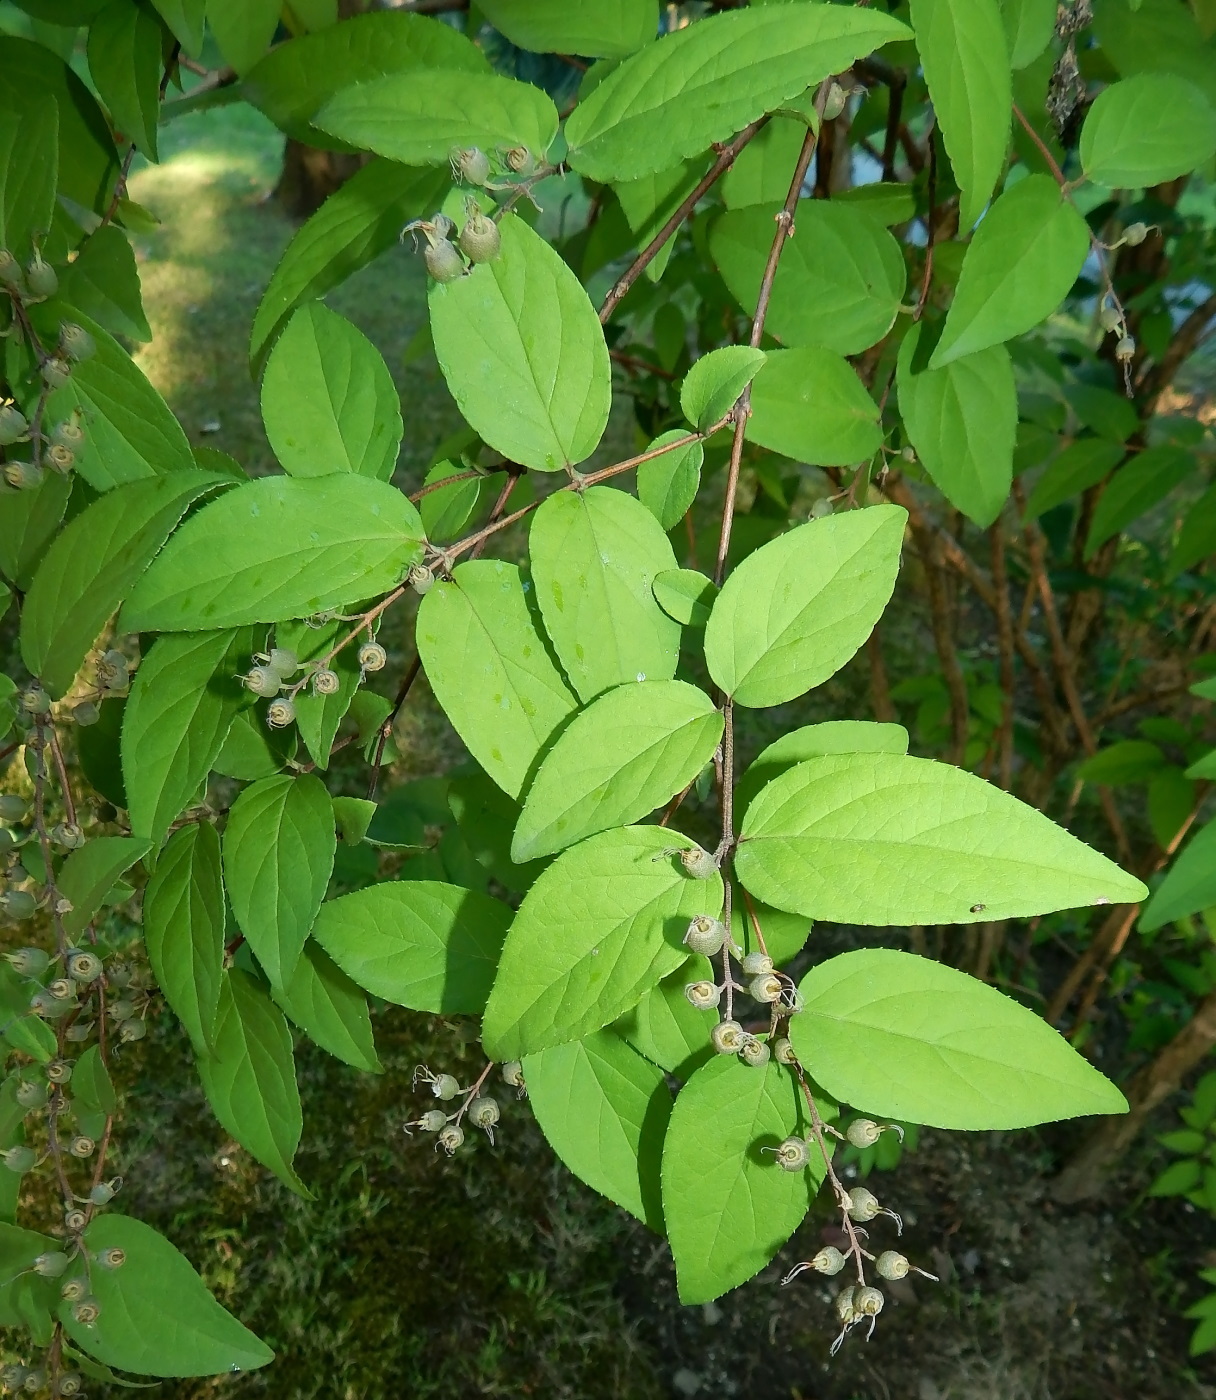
<box><xmin>0</xmin><ymin>244</ymin><xmax>94</xmax><ymax>494</ymax></box>
<box><xmin>2</xmin><ymin>942</ymin><xmax>148</xmax><ymax>1051</ymax></box>
<box><xmin>239</xmin><ymin>633</ymin><xmax>390</xmax><ymax>733</ymax></box>
<box><xmin>405</xmin><ymin>1062</ymin><xmax>526</xmax><ymax>1155</ymax></box>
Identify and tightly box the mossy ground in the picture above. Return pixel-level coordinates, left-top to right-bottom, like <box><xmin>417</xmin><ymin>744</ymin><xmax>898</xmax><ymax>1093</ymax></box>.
<box><xmin>8</xmin><ymin>99</ymin><xmax>1211</xmax><ymax>1400</ymax></box>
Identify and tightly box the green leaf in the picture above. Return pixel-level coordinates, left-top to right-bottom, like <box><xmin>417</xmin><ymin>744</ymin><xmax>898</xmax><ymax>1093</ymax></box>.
<box><xmin>1186</xmin><ymin>748</ymin><xmax>1216</xmax><ymax>781</ymax></box>
<box><xmin>311</xmin><ymin>880</ymin><xmax>512</xmax><ymax>1013</ymax></box>
<box><xmin>197</xmin><ymin>970</ymin><xmax>309</xmax><ymax>1195</ymax></box>
<box><xmin>317</xmin><ymin>70</ymin><xmax>559</xmax><ymax>167</ymax></box>
<box><xmin>1148</xmin><ymin>1158</ymin><xmax>1203</xmax><ymax>1196</ymax></box>
<box><xmin>1168</xmin><ymin>482</ymin><xmax>1216</xmax><ymax>579</ymax></box>
<box><xmin>332</xmin><ymin>795</ymin><xmax>376</xmax><ymax>846</ymax></box>
<box><xmin>56</xmin><ymin>835</ymin><xmax>150</xmax><ymax>939</ymax></box>
<box><xmin>60</xmin><ymin>1214</ymin><xmax>273</xmax><ymax>1376</ymax></box>
<box><xmin>615</xmin><ymin>155</ymin><xmax>710</xmax><ymax>282</ymax></box>
<box><xmin>429</xmin><ymin>214</ymin><xmax>610</xmax><ymax>472</ymax></box>
<box><xmin>150</xmin><ymin>0</ymin><xmax>206</xmax><ymax>56</ymax></box>
<box><xmin>525</xmin><ymin>1029</ymin><xmax>671</xmax><ymax>1229</ymax></box>
<box><xmin>679</xmin><ymin>347</ymin><xmax>766</xmax><ymax>431</ymax></box>
<box><xmin>704</xmin><ymin>506</ymin><xmax>906</xmax><ymax>708</ymax></box>
<box><xmin>897</xmin><ymin>324</ymin><xmax>1016</xmax><ymax>527</ymax></box>
<box><xmin>260</xmin><ymin>304</ymin><xmax>401</xmax><ymax>482</ymax></box>
<box><xmin>614</xmin><ymin>955</ymin><xmax>715</xmax><ymax>1079</ymax></box>
<box><xmin>0</xmin><ymin>469</ymin><xmax>71</xmax><ymax>590</ymax></box>
<box><xmin>529</xmin><ymin>486</ymin><xmax>680</xmax><ymax>702</ymax></box>
<box><xmin>1001</xmin><ymin>0</ymin><xmax>1055</xmax><ymax>68</ymax></box>
<box><xmin>2</xmin><ymin>1003</ymin><xmax>56</xmax><ymax>1062</ymax></box>
<box><xmin>44</xmin><ymin>314</ymin><xmax>196</xmax><ymax>490</ymax></box>
<box><xmin>1092</xmin><ymin>0</ymin><xmax>1216</xmax><ymax>107</ymax></box>
<box><xmin>0</xmin><ymin>1223</ymin><xmax>57</xmax><ymax>1340</ymax></box>
<box><xmin>662</xmin><ymin>1055</ymin><xmax>827</xmax><ymax>1304</ymax></box>
<box><xmin>910</xmin><ymin>0</ymin><xmax>1011</xmax><ymax>230</ymax></box>
<box><xmin>0</xmin><ymin>74</ymin><xmax>57</xmax><ymax>261</ymax></box>
<box><xmin>419</xmin><ymin>460</ymin><xmax>484</xmax><ymax>543</ymax></box>
<box><xmin>447</xmin><ymin>774</ymin><xmax>548</xmax><ymax>893</ymax></box>
<box><xmin>73</xmin><ymin>1044</ymin><xmax>117</xmax><ymax>1117</ymax></box>
<box><xmin>564</xmin><ymin>5</ymin><xmax>910</xmax><ymax>182</ymax></box>
<box><xmin>710</xmin><ymin>202</ymin><xmax>905</xmax><ymax>355</ymax></box>
<box><xmin>727</xmin><ymin>888</ymin><xmax>811</xmax><ymax>967</ymax></box>
<box><xmin>250</xmin><ymin>159</ymin><xmax>450</xmax><ymax>367</ymax></box>
<box><xmin>512</xmin><ymin>680</ymin><xmax>724</xmax><ymax>862</ymax></box>
<box><xmin>143</xmin><ymin>822</ymin><xmax>225</xmax><ymax>1054</ymax></box>
<box><xmin>722</xmin><ymin>117</ymin><xmax>808</xmax><ymax>210</ymax></box>
<box><xmin>1081</xmin><ymin>74</ymin><xmax>1216</xmax><ymax>188</ymax></box>
<box><xmin>481</xmin><ymin>825</ymin><xmax>722</xmax><ymax>1061</ymax></box>
<box><xmin>87</xmin><ymin>0</ymin><xmax>163</xmax><ymax>159</ymax></box>
<box><xmin>736</xmin><ymin>719</ymin><xmax>909</xmax><ymax>819</ymax></box>
<box><xmin>417</xmin><ymin>559</ymin><xmax>578</xmax><ymax>800</ymax></box>
<box><xmin>652</xmin><ymin>568</ymin><xmax>716</xmax><ymax>628</ymax></box>
<box><xmin>1148</xmin><ymin>766</ymin><xmax>1195</xmax><ymax>851</ymax></box>
<box><xmin>1076</xmin><ymin>739</ymin><xmax>1165</xmax><ymax>786</ymax></box>
<box><xmin>479</xmin><ymin>0</ymin><xmax>657</xmax><ymax>57</ymax></box>
<box><xmin>790</xmin><ymin>948</ymin><xmax>1128</xmax><ymax>1129</ymax></box>
<box><xmin>736</xmin><ymin>752</ymin><xmax>1148</xmax><ymax>924</ymax></box>
<box><xmin>223</xmin><ymin>774</ymin><xmax>336</xmax><ymax>987</ymax></box>
<box><xmin>637</xmin><ymin>431</ymin><xmax>704</xmax><ymax>530</ymax></box>
<box><xmin>1022</xmin><ymin>438</ymin><xmax>1125</xmax><ymax>520</ymax></box>
<box><xmin>1084</xmin><ymin>445</ymin><xmax>1194</xmax><ymax>558</ymax></box>
<box><xmin>242</xmin><ymin>9</ymin><xmax>488</xmax><ymax>145</ymax></box>
<box><xmin>272</xmin><ymin>616</ymin><xmax>360</xmax><ymax>771</ymax></box>
<box><xmin>206</xmin><ymin>0</ymin><xmax>279</xmax><ymax>75</ymax></box>
<box><xmin>272</xmin><ymin>941</ymin><xmax>380</xmax><ymax>1073</ymax></box>
<box><xmin>1064</xmin><ymin>382</ymin><xmax>1138</xmax><ymax>443</ymax></box>
<box><xmin>122</xmin><ymin>628</ymin><xmax>252</xmax><ymax>846</ymax></box>
<box><xmin>58</xmin><ymin>224</ymin><xmax>151</xmax><ymax>341</ymax></box>
<box><xmin>746</xmin><ymin>346</ymin><xmax>882</xmax><ymax>466</ymax></box>
<box><xmin>20</xmin><ymin>469</ymin><xmax>222</xmax><ymax>697</ymax></box>
<box><xmin>120</xmin><ymin>474</ymin><xmax>424</xmax><ymax>631</ymax></box>
<box><xmin>930</xmin><ymin>174</ymin><xmax>1090</xmax><ymax>367</ymax></box>
<box><xmin>1140</xmin><ymin>821</ymin><xmax>1216</xmax><ymax>931</ymax></box>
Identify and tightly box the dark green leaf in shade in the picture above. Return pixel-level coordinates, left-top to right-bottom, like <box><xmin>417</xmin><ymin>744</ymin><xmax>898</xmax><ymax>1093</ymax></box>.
<box><xmin>1084</xmin><ymin>445</ymin><xmax>1194</xmax><ymax>559</ymax></box>
<box><xmin>87</xmin><ymin>0</ymin><xmax>164</xmax><ymax>159</ymax></box>
<box><xmin>0</xmin><ymin>470</ymin><xmax>71</xmax><ymax>590</ymax></box>
<box><xmin>57</xmin><ymin>224</ymin><xmax>151</xmax><ymax>341</ymax></box>
<box><xmin>652</xmin><ymin>569</ymin><xmax>716</xmax><ymax>628</ymax></box>
<box><xmin>1140</xmin><ymin>820</ymin><xmax>1216</xmax><ymax>932</ymax></box>
<box><xmin>56</xmin><ymin>835</ymin><xmax>150</xmax><ymax>939</ymax></box>
<box><xmin>1021</xmin><ymin>438</ymin><xmax>1125</xmax><ymax>520</ymax></box>
<box><xmin>613</xmin><ymin>956</ymin><xmax>716</xmax><ymax>1079</ymax></box>
<box><xmin>447</xmin><ymin>773</ymin><xmax>549</xmax><ymax>893</ymax></box>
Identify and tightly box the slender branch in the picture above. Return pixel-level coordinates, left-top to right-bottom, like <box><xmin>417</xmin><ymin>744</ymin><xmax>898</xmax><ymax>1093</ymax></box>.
<box><xmin>408</xmin><ymin>468</ymin><xmax>486</xmax><ymax>503</ymax></box>
<box><xmin>367</xmin><ymin>654</ymin><xmax>422</xmax><ymax>801</ymax></box>
<box><xmin>914</xmin><ymin>125</ymin><xmax>937</xmax><ymax>319</ymax></box>
<box><xmin>1012</xmin><ymin>102</ymin><xmax>1069</xmax><ymax>187</ymax></box>
<box><xmin>599</xmin><ymin>117</ymin><xmax>770</xmax><ymax>323</ymax></box>
<box><xmin>989</xmin><ymin>522</ymin><xmax>1015</xmax><ymax>791</ymax></box>
<box><xmin>881</xmin><ymin>74</ymin><xmax>905</xmax><ymax>182</ymax></box>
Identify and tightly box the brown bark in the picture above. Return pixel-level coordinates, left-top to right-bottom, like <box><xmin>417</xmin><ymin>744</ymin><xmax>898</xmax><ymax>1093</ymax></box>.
<box><xmin>274</xmin><ymin>143</ymin><xmax>366</xmax><ymax>218</ymax></box>
<box><xmin>1051</xmin><ymin>991</ymin><xmax>1216</xmax><ymax>1203</ymax></box>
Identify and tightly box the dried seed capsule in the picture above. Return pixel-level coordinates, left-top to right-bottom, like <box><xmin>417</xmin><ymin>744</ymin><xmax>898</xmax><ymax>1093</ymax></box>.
<box><xmin>502</xmin><ymin>1061</ymin><xmax>525</xmax><ymax>1089</ymax></box>
<box><xmin>1</xmin><ymin>1145</ymin><xmax>35</xmax><ymax>1172</ymax></box>
<box><xmin>6</xmin><ymin>947</ymin><xmax>49</xmax><ymax>976</ymax></box>
<box><xmin>0</xmin><ymin>795</ymin><xmax>28</xmax><ymax>823</ymax></box>
<box><xmin>50</xmin><ymin>415</ymin><xmax>85</xmax><ymax>451</ymax></box>
<box><xmin>771</xmin><ymin>1136</ymin><xmax>810</xmax><ymax>1172</ymax></box>
<box><xmin>810</xmin><ymin>1245</ymin><xmax>846</xmax><ymax>1275</ymax></box>
<box><xmin>1115</xmin><ymin>335</ymin><xmax>1135</xmax><ymax>361</ymax></box>
<box><xmin>437</xmin><ymin>1123</ymin><xmax>464</xmax><ymax>1155</ymax></box>
<box><xmin>846</xmin><ymin>1118</ymin><xmax>882</xmax><ymax>1149</ymax></box>
<box><xmin>32</xmin><ymin>1250</ymin><xmax>68</xmax><ymax>1277</ymax></box>
<box><xmin>30</xmin><ymin>989</ymin><xmax>73</xmax><ymax>1018</ymax></box>
<box><xmin>60</xmin><ymin>1276</ymin><xmax>88</xmax><ymax>1302</ymax></box>
<box><xmin>20</xmin><ymin>1368</ymin><xmax>46</xmax><ymax>1392</ymax></box>
<box><xmin>414</xmin><ymin>1109</ymin><xmax>448</xmax><ymax>1133</ymax></box>
<box><xmin>3</xmin><ymin>460</ymin><xmax>43</xmax><ymax>491</ymax></box>
<box><xmin>711</xmin><ymin>1019</ymin><xmax>744</xmax><ymax>1054</ymax></box>
<box><xmin>119</xmin><ymin>1017</ymin><xmax>146</xmax><ymax>1043</ymax></box>
<box><xmin>679</xmin><ymin>846</ymin><xmax>718</xmax><ymax>879</ymax></box>
<box><xmin>771</xmin><ymin>1036</ymin><xmax>797</xmax><ymax>1066</ymax></box>
<box><xmin>0</xmin><ymin>248</ymin><xmax>22</xmax><ymax>287</ymax></box>
<box><xmin>15</xmin><ymin>1079</ymin><xmax>48</xmax><ymax>1109</ymax></box>
<box><xmin>20</xmin><ymin>686</ymin><xmax>49</xmax><ymax>715</ymax></box>
<box><xmin>504</xmin><ymin>145</ymin><xmax>536</xmax><ymax>176</ymax></box>
<box><xmin>450</xmin><ymin>145</ymin><xmax>490</xmax><ymax>185</ymax></box>
<box><xmin>358</xmin><ymin>641</ymin><xmax>387</xmax><ymax>673</ymax></box>
<box><xmin>459</xmin><ymin>208</ymin><xmax>501</xmax><ymax>263</ymax></box>
<box><xmin>58</xmin><ymin>322</ymin><xmax>95</xmax><ymax>362</ymax></box>
<box><xmin>0</xmin><ymin>891</ymin><xmax>37</xmax><ymax>920</ymax></box>
<box><xmin>108</xmin><ymin>998</ymin><xmax>136</xmax><ymax>1021</ymax></box>
<box><xmin>57</xmin><ymin>1373</ymin><xmax>83</xmax><ymax>1396</ymax></box>
<box><xmin>407</xmin><ymin>563</ymin><xmax>435</xmax><ymax>595</ymax></box>
<box><xmin>834</xmin><ymin>1285</ymin><xmax>857</xmax><ymax>1325</ymax></box>
<box><xmin>266</xmin><ymin>697</ymin><xmax>296</xmax><ymax>729</ymax></box>
<box><xmin>25</xmin><ymin>252</ymin><xmax>58</xmax><ymax>299</ymax></box>
<box><xmin>749</xmin><ymin>973</ymin><xmax>783</xmax><ymax>1003</ymax></box>
<box><xmin>683</xmin><ymin>979</ymin><xmax>721</xmax><ymax>1011</ymax></box>
<box><xmin>69</xmin><ymin>1135</ymin><xmax>94</xmax><ymax>1158</ymax></box>
<box><xmin>41</xmin><ymin>357</ymin><xmax>72</xmax><ymax>389</ymax></box>
<box><xmin>88</xmin><ymin>1176</ymin><xmax>122</xmax><ymax>1205</ymax></box>
<box><xmin>430</xmin><ymin>1073</ymin><xmax>461</xmax><ymax>1101</ymax></box>
<box><xmin>47</xmin><ymin>979</ymin><xmax>75</xmax><ymax>1001</ymax></box>
<box><xmin>51</xmin><ymin>823</ymin><xmax>85</xmax><ymax>851</ymax></box>
<box><xmin>854</xmin><ymin>1285</ymin><xmax>884</xmax><ymax>1318</ymax></box>
<box><xmin>65</xmin><ymin>1020</ymin><xmax>94</xmax><ymax>1043</ymax></box>
<box><xmin>739</xmin><ymin>1036</ymin><xmax>770</xmax><ymax>1068</ymax></box>
<box><xmin>312</xmin><ymin>667</ymin><xmax>340</xmax><ymax>696</ymax></box>
<box><xmin>71</xmin><ymin>700</ymin><xmax>99</xmax><ymax>726</ymax></box>
<box><xmin>845</xmin><ymin>1185</ymin><xmax>882</xmax><ymax>1221</ymax></box>
<box><xmin>95</xmin><ymin>650</ymin><xmax>129</xmax><ymax>690</ymax></box>
<box><xmin>45</xmin><ymin>1059</ymin><xmax>72</xmax><ymax>1085</ymax></box>
<box><xmin>875</xmin><ymin>1250</ymin><xmax>909</xmax><ymax>1280</ymax></box>
<box><xmin>71</xmin><ymin>1296</ymin><xmax>100</xmax><ymax>1326</ymax></box>
<box><xmin>67</xmin><ymin>950</ymin><xmax>102</xmax><ymax>982</ymax></box>
<box><xmin>1099</xmin><ymin>305</ymin><xmax>1122</xmax><ymax>332</ymax></box>
<box><xmin>96</xmin><ymin>1246</ymin><xmax>126</xmax><ymax>1269</ymax></box>
<box><xmin>468</xmin><ymin>1095</ymin><xmax>500</xmax><ymax>1131</ymax></box>
<box><xmin>683</xmin><ymin>914</ymin><xmax>726</xmax><ymax>956</ymax></box>
<box><xmin>1122</xmin><ymin>221</ymin><xmax>1148</xmax><ymax>246</ymax></box>
<box><xmin>242</xmin><ymin>664</ymin><xmax>280</xmax><ymax>697</ymax></box>
<box><xmin>0</xmin><ymin>402</ymin><xmax>29</xmax><ymax>445</ymax></box>
<box><xmin>822</xmin><ymin>80</ymin><xmax>849</xmax><ymax>120</ymax></box>
<box><xmin>425</xmin><ymin>238</ymin><xmax>465</xmax><ymax>282</ymax></box>
<box><xmin>740</xmin><ymin>952</ymin><xmax>773</xmax><ymax>976</ymax></box>
<box><xmin>64</xmin><ymin>1209</ymin><xmax>87</xmax><ymax>1233</ymax></box>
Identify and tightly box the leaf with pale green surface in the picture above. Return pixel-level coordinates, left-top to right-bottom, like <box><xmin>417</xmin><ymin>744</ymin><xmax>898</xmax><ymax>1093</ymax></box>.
<box><xmin>565</xmin><ymin>5</ymin><xmax>910</xmax><ymax>182</ymax></box>
<box><xmin>637</xmin><ymin>432</ymin><xmax>704</xmax><ymax>530</ymax></box>
<box><xmin>121</xmin><ymin>474</ymin><xmax>424</xmax><ymax>632</ymax></box>
<box><xmin>615</xmin><ymin>155</ymin><xmax>710</xmax><ymax>282</ymax></box>
<box><xmin>1081</xmin><ymin>74</ymin><xmax>1216</xmax><ymax>188</ymax></box>
<box><xmin>1139</xmin><ymin>821</ymin><xmax>1216</xmax><ymax>932</ymax></box>
<box><xmin>243</xmin><ymin>9</ymin><xmax>487</xmax><ymax>145</ymax></box>
<box><xmin>56</xmin><ymin>835</ymin><xmax>150</xmax><ymax>940</ymax></box>
<box><xmin>680</xmin><ymin>347</ymin><xmax>766</xmax><ymax>431</ymax></box>
<box><xmin>747</xmin><ymin>347</ymin><xmax>882</xmax><ymax>466</ymax></box>
<box><xmin>317</xmin><ymin>70</ymin><xmax>558</xmax><ymax>166</ymax></box>
<box><xmin>711</xmin><ymin>202</ymin><xmax>905</xmax><ymax>354</ymax></box>
<box><xmin>736</xmin><ymin>752</ymin><xmax>1148</xmax><ymax>924</ymax></box>
<box><xmin>1085</xmin><ymin>445</ymin><xmax>1194</xmax><ymax>558</ymax></box>
<box><xmin>417</xmin><ymin>560</ymin><xmax>578</xmax><ymax>800</ymax></box>
<box><xmin>429</xmin><ymin>214</ymin><xmax>610</xmax><ymax>472</ymax></box>
<box><xmin>143</xmin><ymin>822</ymin><xmax>226</xmax><ymax>1055</ymax></box>
<box><xmin>931</xmin><ymin>174</ymin><xmax>1090</xmax><ymax>367</ymax></box>
<box><xmin>512</xmin><ymin>680</ymin><xmax>724</xmax><ymax>862</ymax></box>
<box><xmin>151</xmin><ymin>0</ymin><xmax>205</xmax><ymax>56</ymax></box>
<box><xmin>272</xmin><ymin>942</ymin><xmax>380</xmax><ymax>1073</ymax></box>
<box><xmin>790</xmin><ymin>949</ymin><xmax>1127</xmax><ymax>1129</ymax></box>
<box><xmin>1001</xmin><ymin>0</ymin><xmax>1055</xmax><ymax>68</ymax></box>
<box><xmin>73</xmin><ymin>1044</ymin><xmax>117</xmax><ymax>1118</ymax></box>
<box><xmin>735</xmin><ymin>720</ymin><xmax>909</xmax><ymax>819</ymax></box>
<box><xmin>312</xmin><ymin>880</ymin><xmax>512</xmax><ymax>1013</ymax></box>
<box><xmin>481</xmin><ymin>826</ymin><xmax>721</xmax><ymax>1061</ymax></box>
<box><xmin>87</xmin><ymin>0</ymin><xmax>163</xmax><ymax>159</ymax></box>
<box><xmin>261</xmin><ymin>304</ymin><xmax>401</xmax><ymax>482</ymax></box>
<box><xmin>197</xmin><ymin>970</ymin><xmax>309</xmax><ymax>1196</ymax></box>
<box><xmin>20</xmin><ymin>470</ymin><xmax>222</xmax><ymax>698</ymax></box>
<box><xmin>897</xmin><ymin>324</ymin><xmax>1016</xmax><ymax>527</ymax></box>
<box><xmin>525</xmin><ymin>1029</ymin><xmax>671</xmax><ymax>1229</ymax></box>
<box><xmin>614</xmin><ymin>955</ymin><xmax>716</xmax><ymax>1079</ymax></box>
<box><xmin>250</xmin><ymin>160</ymin><xmax>450</xmax><ymax>366</ymax></box>
<box><xmin>652</xmin><ymin>569</ymin><xmax>716</xmax><ymax>628</ymax></box>
<box><xmin>662</xmin><ymin>1055</ymin><xmax>828</xmax><ymax>1304</ymax></box>
<box><xmin>479</xmin><ymin>0</ymin><xmax>657</xmax><ymax>57</ymax></box>
<box><xmin>704</xmin><ymin>506</ymin><xmax>906</xmax><ymax>708</ymax></box>
<box><xmin>122</xmin><ymin>628</ymin><xmax>253</xmax><ymax>846</ymax></box>
<box><xmin>910</xmin><ymin>0</ymin><xmax>1011</xmax><ymax>231</ymax></box>
<box><xmin>223</xmin><ymin>774</ymin><xmax>336</xmax><ymax>987</ymax></box>
<box><xmin>529</xmin><ymin>486</ymin><xmax>681</xmax><ymax>703</ymax></box>
<box><xmin>206</xmin><ymin>0</ymin><xmax>279</xmax><ymax>75</ymax></box>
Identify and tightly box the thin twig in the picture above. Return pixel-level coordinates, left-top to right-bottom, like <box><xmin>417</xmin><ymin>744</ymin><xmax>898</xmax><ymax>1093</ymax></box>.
<box><xmin>989</xmin><ymin>521</ymin><xmax>1015</xmax><ymax>791</ymax></box>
